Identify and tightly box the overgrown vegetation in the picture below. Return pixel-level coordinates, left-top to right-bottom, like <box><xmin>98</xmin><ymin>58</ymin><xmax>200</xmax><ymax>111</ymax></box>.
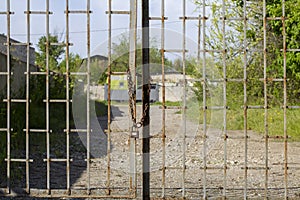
<box><xmin>188</xmin><ymin>0</ymin><xmax>300</xmax><ymax>139</ymax></box>
<box><xmin>0</xmin><ymin>34</ymin><xmax>106</xmax><ymax>178</ymax></box>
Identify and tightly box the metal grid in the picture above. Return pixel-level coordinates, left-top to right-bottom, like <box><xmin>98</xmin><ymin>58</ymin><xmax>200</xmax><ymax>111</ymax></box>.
<box><xmin>0</xmin><ymin>0</ymin><xmax>299</xmax><ymax>199</ymax></box>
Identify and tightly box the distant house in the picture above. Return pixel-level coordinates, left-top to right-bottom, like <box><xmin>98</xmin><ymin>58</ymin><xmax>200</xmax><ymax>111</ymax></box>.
<box><xmin>104</xmin><ymin>73</ymin><xmax>159</xmax><ymax>102</ymax></box>
<box><xmin>0</xmin><ymin>34</ymin><xmax>37</xmax><ymax>98</ymax></box>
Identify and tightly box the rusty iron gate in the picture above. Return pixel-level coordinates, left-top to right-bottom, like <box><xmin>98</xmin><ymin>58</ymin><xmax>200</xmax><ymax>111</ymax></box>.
<box><xmin>0</xmin><ymin>0</ymin><xmax>299</xmax><ymax>199</ymax></box>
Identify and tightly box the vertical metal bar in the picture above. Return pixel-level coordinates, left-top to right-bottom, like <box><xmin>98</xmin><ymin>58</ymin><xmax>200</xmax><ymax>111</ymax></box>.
<box><xmin>86</xmin><ymin>0</ymin><xmax>91</xmax><ymax>195</ymax></box>
<box><xmin>142</xmin><ymin>0</ymin><xmax>150</xmax><ymax>199</ymax></box>
<box><xmin>161</xmin><ymin>0</ymin><xmax>166</xmax><ymax>197</ymax></box>
<box><xmin>282</xmin><ymin>0</ymin><xmax>288</xmax><ymax>199</ymax></box>
<box><xmin>106</xmin><ymin>0</ymin><xmax>112</xmax><ymax>195</ymax></box>
<box><xmin>26</xmin><ymin>0</ymin><xmax>31</xmax><ymax>194</ymax></box>
<box><xmin>202</xmin><ymin>0</ymin><xmax>207</xmax><ymax>198</ymax></box>
<box><xmin>6</xmin><ymin>0</ymin><xmax>11</xmax><ymax>194</ymax></box>
<box><xmin>243</xmin><ymin>0</ymin><xmax>248</xmax><ymax>199</ymax></box>
<box><xmin>221</xmin><ymin>0</ymin><xmax>227</xmax><ymax>198</ymax></box>
<box><xmin>263</xmin><ymin>0</ymin><xmax>269</xmax><ymax>198</ymax></box>
<box><xmin>197</xmin><ymin>15</ymin><xmax>201</xmax><ymax>63</ymax></box>
<box><xmin>45</xmin><ymin>0</ymin><xmax>51</xmax><ymax>194</ymax></box>
<box><xmin>65</xmin><ymin>0</ymin><xmax>71</xmax><ymax>195</ymax></box>
<box><xmin>129</xmin><ymin>0</ymin><xmax>137</xmax><ymax>195</ymax></box>
<box><xmin>181</xmin><ymin>0</ymin><xmax>186</xmax><ymax>198</ymax></box>
<box><xmin>45</xmin><ymin>0</ymin><xmax>51</xmax><ymax>195</ymax></box>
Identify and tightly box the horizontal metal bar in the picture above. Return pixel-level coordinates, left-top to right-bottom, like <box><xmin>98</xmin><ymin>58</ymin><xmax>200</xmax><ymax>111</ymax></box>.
<box><xmin>107</xmin><ymin>71</ymin><xmax>128</xmax><ymax>75</ymax></box>
<box><xmin>43</xmin><ymin>158</ymin><xmax>73</xmax><ymax>162</ymax></box>
<box><xmin>23</xmin><ymin>129</ymin><xmax>52</xmax><ymax>133</ymax></box>
<box><xmin>43</xmin><ymin>99</ymin><xmax>72</xmax><ymax>103</ymax></box>
<box><xmin>200</xmin><ymin>166</ymin><xmax>226</xmax><ymax>170</ymax></box>
<box><xmin>186</xmin><ymin>78</ymin><xmax>226</xmax><ymax>82</ymax></box>
<box><xmin>242</xmin><ymin>167</ymin><xmax>269</xmax><ymax>170</ymax></box>
<box><xmin>65</xmin><ymin>10</ymin><xmax>92</xmax><ymax>14</ymax></box>
<box><xmin>105</xmin><ymin>11</ymin><xmax>130</xmax><ymax>15</ymax></box>
<box><xmin>5</xmin><ymin>159</ymin><xmax>33</xmax><ymax>162</ymax></box>
<box><xmin>0</xmin><ymin>128</ymin><xmax>7</xmax><ymax>132</ymax></box>
<box><xmin>24</xmin><ymin>11</ymin><xmax>53</xmax><ymax>14</ymax></box>
<box><xmin>199</xmin><ymin>49</ymin><xmax>224</xmax><ymax>53</ymax></box>
<box><xmin>163</xmin><ymin>49</ymin><xmax>188</xmax><ymax>53</ymax></box>
<box><xmin>201</xmin><ymin>106</ymin><xmax>229</xmax><ymax>110</ymax></box>
<box><xmin>26</xmin><ymin>72</ymin><xmax>47</xmax><ymax>75</ymax></box>
<box><xmin>286</xmin><ymin>49</ymin><xmax>300</xmax><ymax>52</ymax></box>
<box><xmin>159</xmin><ymin>106</ymin><xmax>187</xmax><ymax>109</ymax></box>
<box><xmin>266</xmin><ymin>17</ymin><xmax>285</xmax><ymax>20</ymax></box>
<box><xmin>69</xmin><ymin>129</ymin><xmax>91</xmax><ymax>133</ymax></box>
<box><xmin>149</xmin><ymin>17</ymin><xmax>168</xmax><ymax>20</ymax></box>
<box><xmin>0</xmin><ymin>72</ymin><xmax>9</xmax><ymax>75</ymax></box>
<box><xmin>165</xmin><ymin>166</ymin><xmax>183</xmax><ymax>170</ymax></box>
<box><xmin>263</xmin><ymin>135</ymin><xmax>290</xmax><ymax>139</ymax></box>
<box><xmin>3</xmin><ymin>99</ymin><xmax>27</xmax><ymax>103</ymax></box>
<box><xmin>210</xmin><ymin>79</ymin><xmax>224</xmax><ymax>82</ymax></box>
<box><xmin>70</xmin><ymin>72</ymin><xmax>88</xmax><ymax>76</ymax></box>
<box><xmin>104</xmin><ymin>129</ymin><xmax>129</xmax><ymax>133</ymax></box>
<box><xmin>259</xmin><ymin>78</ymin><xmax>284</xmax><ymax>82</ymax></box>
<box><xmin>3</xmin><ymin>42</ymin><xmax>32</xmax><ymax>46</ymax></box>
<box><xmin>179</xmin><ymin>16</ymin><xmax>200</xmax><ymax>20</ymax></box>
<box><xmin>285</xmin><ymin>167</ymin><xmax>300</xmax><ymax>170</ymax></box>
<box><xmin>26</xmin><ymin>71</ymin><xmax>56</xmax><ymax>75</ymax></box>
<box><xmin>247</xmin><ymin>105</ymin><xmax>265</xmax><ymax>109</ymax></box>
<box><xmin>0</xmin><ymin>11</ymin><xmax>15</xmax><ymax>15</ymax></box>
<box><xmin>3</xmin><ymin>189</ymin><xmax>135</xmax><ymax>199</ymax></box>
<box><xmin>286</xmin><ymin>106</ymin><xmax>300</xmax><ymax>109</ymax></box>
<box><xmin>50</xmin><ymin>42</ymin><xmax>73</xmax><ymax>46</ymax></box>
<box><xmin>227</xmin><ymin>17</ymin><xmax>247</xmax><ymax>21</ymax></box>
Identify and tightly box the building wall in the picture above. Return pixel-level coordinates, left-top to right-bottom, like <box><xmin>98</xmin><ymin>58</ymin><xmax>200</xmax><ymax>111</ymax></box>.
<box><xmin>0</xmin><ymin>54</ymin><xmax>37</xmax><ymax>98</ymax></box>
<box><xmin>0</xmin><ymin>35</ymin><xmax>35</xmax><ymax>65</ymax></box>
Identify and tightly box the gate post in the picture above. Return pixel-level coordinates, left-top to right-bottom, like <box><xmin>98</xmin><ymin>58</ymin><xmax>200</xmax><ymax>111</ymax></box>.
<box><xmin>142</xmin><ymin>0</ymin><xmax>150</xmax><ymax>199</ymax></box>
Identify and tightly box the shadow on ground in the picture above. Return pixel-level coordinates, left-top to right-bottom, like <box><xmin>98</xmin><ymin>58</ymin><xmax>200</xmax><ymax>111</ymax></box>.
<box><xmin>0</xmin><ymin>102</ymin><xmax>124</xmax><ymax>198</ymax></box>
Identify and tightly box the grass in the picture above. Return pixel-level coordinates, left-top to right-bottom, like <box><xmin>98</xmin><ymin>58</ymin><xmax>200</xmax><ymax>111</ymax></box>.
<box><xmin>186</xmin><ymin>100</ymin><xmax>300</xmax><ymax>141</ymax></box>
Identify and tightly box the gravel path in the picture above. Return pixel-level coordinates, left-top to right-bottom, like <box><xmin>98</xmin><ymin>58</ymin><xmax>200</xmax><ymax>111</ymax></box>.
<box><xmin>1</xmin><ymin>105</ymin><xmax>300</xmax><ymax>199</ymax></box>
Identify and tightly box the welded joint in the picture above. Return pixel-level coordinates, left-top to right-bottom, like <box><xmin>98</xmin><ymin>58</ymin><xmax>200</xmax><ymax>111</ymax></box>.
<box><xmin>24</xmin><ymin>11</ymin><xmax>53</xmax><ymax>15</ymax></box>
<box><xmin>0</xmin><ymin>11</ymin><xmax>15</xmax><ymax>15</ymax></box>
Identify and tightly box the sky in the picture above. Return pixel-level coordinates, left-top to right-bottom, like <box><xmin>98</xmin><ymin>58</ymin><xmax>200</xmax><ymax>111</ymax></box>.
<box><xmin>0</xmin><ymin>0</ymin><xmax>203</xmax><ymax>60</ymax></box>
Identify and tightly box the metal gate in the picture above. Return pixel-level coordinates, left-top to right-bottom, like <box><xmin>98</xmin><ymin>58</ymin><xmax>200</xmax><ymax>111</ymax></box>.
<box><xmin>0</xmin><ymin>0</ymin><xmax>299</xmax><ymax>199</ymax></box>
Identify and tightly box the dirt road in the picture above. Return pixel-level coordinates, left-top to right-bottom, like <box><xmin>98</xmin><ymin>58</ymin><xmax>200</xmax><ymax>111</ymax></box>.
<box><xmin>1</xmin><ymin>104</ymin><xmax>300</xmax><ymax>199</ymax></box>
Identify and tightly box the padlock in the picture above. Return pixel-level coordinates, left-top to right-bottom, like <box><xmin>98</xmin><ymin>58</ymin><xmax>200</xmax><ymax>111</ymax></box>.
<box><xmin>130</xmin><ymin>126</ymin><xmax>139</xmax><ymax>138</ymax></box>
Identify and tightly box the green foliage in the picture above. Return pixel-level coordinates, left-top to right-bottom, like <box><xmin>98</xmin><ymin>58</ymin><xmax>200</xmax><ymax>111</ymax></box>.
<box><xmin>267</xmin><ymin>0</ymin><xmax>300</xmax><ymax>103</ymax></box>
<box><xmin>99</xmin><ymin>34</ymin><xmax>173</xmax><ymax>84</ymax></box>
<box><xmin>35</xmin><ymin>34</ymin><xmax>65</xmax><ymax>71</ymax></box>
<box><xmin>0</xmin><ymin>34</ymin><xmax>84</xmax><ymax>176</ymax></box>
<box><xmin>191</xmin><ymin>0</ymin><xmax>300</xmax><ymax>140</ymax></box>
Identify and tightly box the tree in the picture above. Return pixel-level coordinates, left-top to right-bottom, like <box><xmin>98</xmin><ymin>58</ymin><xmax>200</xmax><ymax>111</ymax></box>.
<box><xmin>99</xmin><ymin>34</ymin><xmax>173</xmax><ymax>84</ymax></box>
<box><xmin>267</xmin><ymin>0</ymin><xmax>300</xmax><ymax>102</ymax></box>
<box><xmin>193</xmin><ymin>0</ymin><xmax>300</xmax><ymax>105</ymax></box>
<box><xmin>35</xmin><ymin>34</ymin><xmax>65</xmax><ymax>71</ymax></box>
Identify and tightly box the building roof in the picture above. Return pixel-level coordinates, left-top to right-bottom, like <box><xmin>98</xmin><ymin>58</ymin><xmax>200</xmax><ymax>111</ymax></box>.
<box><xmin>0</xmin><ymin>34</ymin><xmax>35</xmax><ymax>65</ymax></box>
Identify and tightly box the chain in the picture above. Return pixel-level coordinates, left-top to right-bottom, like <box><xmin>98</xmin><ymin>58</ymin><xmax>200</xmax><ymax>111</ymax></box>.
<box><xmin>127</xmin><ymin>68</ymin><xmax>150</xmax><ymax>129</ymax></box>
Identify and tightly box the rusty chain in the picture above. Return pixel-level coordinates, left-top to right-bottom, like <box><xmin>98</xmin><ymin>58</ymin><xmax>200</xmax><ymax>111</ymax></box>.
<box><xmin>127</xmin><ymin>68</ymin><xmax>150</xmax><ymax>129</ymax></box>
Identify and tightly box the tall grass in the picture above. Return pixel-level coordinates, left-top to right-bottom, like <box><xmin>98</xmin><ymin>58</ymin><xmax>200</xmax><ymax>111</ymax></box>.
<box><xmin>186</xmin><ymin>99</ymin><xmax>300</xmax><ymax>141</ymax></box>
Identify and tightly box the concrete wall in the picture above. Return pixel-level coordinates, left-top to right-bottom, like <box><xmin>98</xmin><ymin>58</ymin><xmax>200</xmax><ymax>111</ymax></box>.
<box><xmin>0</xmin><ymin>54</ymin><xmax>37</xmax><ymax>98</ymax></box>
<box><xmin>91</xmin><ymin>84</ymin><xmax>194</xmax><ymax>103</ymax></box>
<box><xmin>0</xmin><ymin>35</ymin><xmax>35</xmax><ymax>65</ymax></box>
